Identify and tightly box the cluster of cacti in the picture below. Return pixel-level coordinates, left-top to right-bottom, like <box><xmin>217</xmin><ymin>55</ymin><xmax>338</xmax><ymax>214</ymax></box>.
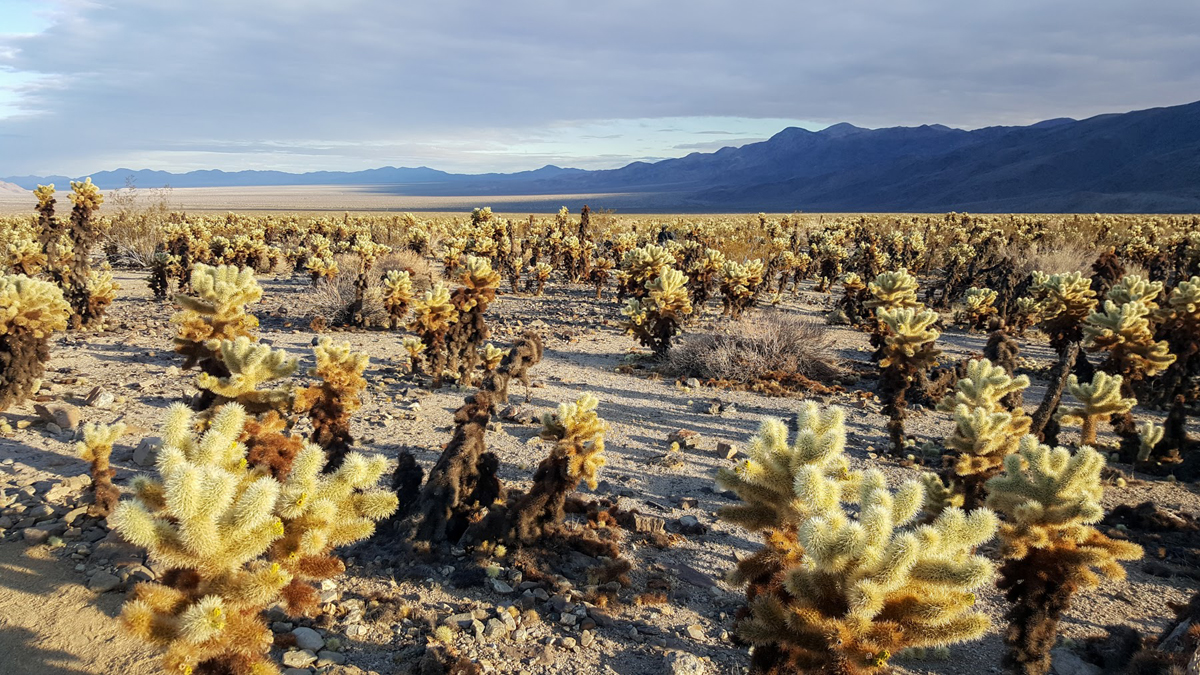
<box><xmin>110</xmin><ymin>403</ymin><xmax>396</xmax><ymax>675</ymax></box>
<box><xmin>620</xmin><ymin>266</ymin><xmax>693</xmax><ymax>356</ymax></box>
<box><xmin>1150</xmin><ymin>276</ymin><xmax>1200</xmax><ymax>460</ymax></box>
<box><xmin>717</xmin><ymin>403</ymin><xmax>999</xmax><ymax>674</ymax></box>
<box><xmin>0</xmin><ymin>273</ymin><xmax>71</xmax><ymax>409</ymax></box>
<box><xmin>1027</xmin><ymin>272</ymin><xmax>1099</xmax><ymax>439</ymax></box>
<box><xmin>986</xmin><ymin>439</ymin><xmax>1143</xmax><ymax>675</ymax></box>
<box><xmin>958</xmin><ymin>286</ymin><xmax>999</xmax><ymax>329</ymax></box>
<box><xmin>292</xmin><ymin>338</ymin><xmax>369</xmax><ymax>470</ymax></box>
<box><xmin>172</xmin><ymin>264</ymin><xmax>263</xmax><ymax>371</ymax></box>
<box><xmin>618</xmin><ymin>244</ymin><xmax>675</xmax><ymax>299</ymax></box>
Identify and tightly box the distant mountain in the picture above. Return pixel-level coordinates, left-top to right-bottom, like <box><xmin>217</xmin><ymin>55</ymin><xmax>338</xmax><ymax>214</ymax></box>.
<box><xmin>0</xmin><ymin>181</ymin><xmax>28</xmax><ymax>195</ymax></box>
<box><xmin>6</xmin><ymin>100</ymin><xmax>1199</xmax><ymax>212</ymax></box>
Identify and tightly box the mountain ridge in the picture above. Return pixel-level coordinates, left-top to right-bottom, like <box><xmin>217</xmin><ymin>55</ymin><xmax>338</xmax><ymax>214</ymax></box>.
<box><xmin>5</xmin><ymin>100</ymin><xmax>1199</xmax><ymax>212</ymax></box>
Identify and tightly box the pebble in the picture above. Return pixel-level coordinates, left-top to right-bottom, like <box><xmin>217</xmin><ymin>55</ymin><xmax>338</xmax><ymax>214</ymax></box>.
<box><xmin>685</xmin><ymin>624</ymin><xmax>705</xmax><ymax>640</ymax></box>
<box><xmin>133</xmin><ymin>437</ymin><xmax>163</xmax><ymax>468</ymax></box>
<box><xmin>291</xmin><ymin>627</ymin><xmax>324</xmax><ymax>651</ymax></box>
<box><xmin>281</xmin><ymin>649</ymin><xmax>317</xmax><ymax>668</ymax></box>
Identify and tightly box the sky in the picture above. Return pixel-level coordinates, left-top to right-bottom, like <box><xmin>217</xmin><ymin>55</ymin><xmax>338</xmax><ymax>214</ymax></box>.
<box><xmin>0</xmin><ymin>0</ymin><xmax>1198</xmax><ymax>177</ymax></box>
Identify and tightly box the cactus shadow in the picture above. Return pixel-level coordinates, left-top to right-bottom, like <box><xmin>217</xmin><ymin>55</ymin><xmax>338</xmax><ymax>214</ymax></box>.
<box><xmin>0</xmin><ymin>625</ymin><xmax>100</xmax><ymax>675</ymax></box>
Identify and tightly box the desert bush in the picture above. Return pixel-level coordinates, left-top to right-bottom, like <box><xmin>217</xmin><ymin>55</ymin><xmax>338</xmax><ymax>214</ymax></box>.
<box><xmin>306</xmin><ymin>255</ymin><xmax>388</xmax><ymax>328</ymax></box>
<box><xmin>717</xmin><ymin>402</ymin><xmax>998</xmax><ymax>674</ymax></box>
<box><xmin>0</xmin><ymin>274</ymin><xmax>71</xmax><ymax>410</ymax></box>
<box><xmin>667</xmin><ymin>312</ymin><xmax>843</xmax><ymax>391</ymax></box>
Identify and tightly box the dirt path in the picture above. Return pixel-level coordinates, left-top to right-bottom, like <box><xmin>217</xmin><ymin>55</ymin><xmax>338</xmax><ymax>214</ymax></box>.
<box><xmin>0</xmin><ymin>544</ymin><xmax>157</xmax><ymax>675</ymax></box>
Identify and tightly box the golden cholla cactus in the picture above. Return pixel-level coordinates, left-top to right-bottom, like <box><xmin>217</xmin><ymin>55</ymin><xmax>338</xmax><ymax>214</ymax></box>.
<box><xmin>456</xmin><ymin>255</ymin><xmax>501</xmax><ymax>307</ymax></box>
<box><xmin>482</xmin><ymin>343</ymin><xmax>508</xmax><ymax>371</ymax></box>
<box><xmin>110</xmin><ymin>403</ymin><xmax>395</xmax><ymax>675</ymax></box>
<box><xmin>864</xmin><ymin>268</ymin><xmax>922</xmax><ymax>313</ymax></box>
<box><xmin>532</xmin><ymin>261</ymin><xmax>552</xmax><ymax>296</ymax></box>
<box><xmin>985</xmin><ymin>439</ymin><xmax>1142</xmax><ymax>675</ymax></box>
<box><xmin>716</xmin><ymin>402</ymin><xmax>860</xmax><ymax>537</ymax></box>
<box><xmin>1029</xmin><ymin>271</ymin><xmax>1097</xmax><ymax>348</ymax></box>
<box><xmin>407</xmin><ymin>283</ymin><xmax>458</xmax><ymax>384</ymax></box>
<box><xmin>196</xmin><ymin>336</ymin><xmax>298</xmax><ymax>413</ymax></box>
<box><xmin>719</xmin><ymin>258</ymin><xmax>765</xmax><ymax>319</ymax></box>
<box><xmin>621</xmin><ymin>266</ymin><xmax>692</xmax><ymax>355</ymax></box>
<box><xmin>1083</xmin><ymin>299</ymin><xmax>1174</xmax><ymax>378</ymax></box>
<box><xmin>293</xmin><ymin>338</ymin><xmax>369</xmax><ymax>470</ymax></box>
<box><xmin>1057</xmin><ymin>372</ymin><xmax>1136</xmax><ymax>446</ymax></box>
<box><xmin>67</xmin><ymin>177</ymin><xmax>103</xmax><ymax>211</ymax></box>
<box><xmin>382</xmin><ymin>269</ymin><xmax>414</xmax><ymax>329</ymax></box>
<box><xmin>931</xmin><ymin>358</ymin><xmax>1032</xmax><ymax>511</ymax></box>
<box><xmin>876</xmin><ymin>306</ymin><xmax>941</xmax><ymax>454</ymax></box>
<box><xmin>719</xmin><ymin>403</ymin><xmax>998</xmax><ymax>675</ymax></box>
<box><xmin>1137</xmin><ymin>421</ymin><xmax>1164</xmax><ymax>462</ymax></box>
<box><xmin>33</xmin><ymin>184</ymin><xmax>55</xmax><ymax>210</ymax></box>
<box><xmin>0</xmin><ymin>274</ymin><xmax>70</xmax><ymax>409</ymax></box>
<box><xmin>77</xmin><ymin>421</ymin><xmax>126</xmax><ymax>517</ymax></box>
<box><xmin>85</xmin><ymin>270</ymin><xmax>120</xmax><ymax>325</ymax></box>
<box><xmin>305</xmin><ymin>252</ymin><xmax>339</xmax><ymax>284</ymax></box>
<box><xmin>173</xmin><ymin>263</ymin><xmax>263</xmax><ymax>369</ymax></box>
<box><xmin>959</xmin><ymin>287</ymin><xmax>999</xmax><ymax>328</ymax></box>
<box><xmin>509</xmin><ymin>393</ymin><xmax>609</xmax><ymax>544</ymax></box>
<box><xmin>7</xmin><ymin>238</ymin><xmax>47</xmax><ymax>276</ymax></box>
<box><xmin>444</xmin><ymin>255</ymin><xmax>501</xmax><ymax>384</ymax></box>
<box><xmin>1107</xmin><ymin>274</ymin><xmax>1163</xmax><ymax>310</ymax></box>
<box><xmin>401</xmin><ymin>335</ymin><xmax>424</xmax><ymax>369</ymax></box>
<box><xmin>621</xmin><ymin>244</ymin><xmax>675</xmax><ymax>297</ymax></box>
<box><xmin>350</xmin><ymin>235</ymin><xmax>390</xmax><ymax>268</ymax></box>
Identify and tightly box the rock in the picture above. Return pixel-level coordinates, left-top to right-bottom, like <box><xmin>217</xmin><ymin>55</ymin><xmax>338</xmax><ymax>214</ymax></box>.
<box><xmin>22</xmin><ymin>527</ymin><xmax>50</xmax><ymax>545</ymax></box>
<box><xmin>282</xmin><ymin>649</ymin><xmax>317</xmax><ymax>668</ymax></box>
<box><xmin>344</xmin><ymin>624</ymin><xmax>368</xmax><ymax>638</ymax></box>
<box><xmin>133</xmin><ymin>437</ymin><xmax>163</xmax><ymax>468</ymax></box>
<box><xmin>491</xmin><ymin>578</ymin><xmax>514</xmax><ymax>594</ymax></box>
<box><xmin>316</xmin><ymin>650</ymin><xmax>346</xmax><ymax>666</ymax></box>
<box><xmin>668</xmin><ymin>429</ymin><xmax>699</xmax><ymax>448</ymax></box>
<box><xmin>34</xmin><ymin>403</ymin><xmax>81</xmax><ymax>431</ymax></box>
<box><xmin>291</xmin><ymin>627</ymin><xmax>325</xmax><ymax>651</ymax></box>
<box><xmin>88</xmin><ymin>572</ymin><xmax>122</xmax><ymax>593</ymax></box>
<box><xmin>678</xmin><ymin>497</ymin><xmax>698</xmax><ymax>509</ymax></box>
<box><xmin>580</xmin><ymin>629</ymin><xmax>594</xmax><ymax>647</ymax></box>
<box><xmin>685</xmin><ymin>378</ymin><xmax>701</xmax><ymax>388</ymax></box>
<box><xmin>84</xmin><ymin>386</ymin><xmax>116</xmax><ymax>409</ymax></box>
<box><xmin>632</xmin><ymin>514</ymin><xmax>665</xmax><ymax>535</ymax></box>
<box><xmin>665</xmin><ymin>651</ymin><xmax>707</xmax><ymax>675</ymax></box>
<box><xmin>484</xmin><ymin>618</ymin><xmax>508</xmax><ymax>639</ymax></box>
<box><xmin>677</xmin><ymin>515</ymin><xmax>708</xmax><ymax>535</ymax></box>
<box><xmin>685</xmin><ymin>625</ymin><xmax>705</xmax><ymax>640</ymax></box>
<box><xmin>717</xmin><ymin>442</ymin><xmax>738</xmax><ymax>460</ymax></box>
<box><xmin>282</xmin><ymin>670</ymin><xmax>311</xmax><ymax>675</ymax></box>
<box><xmin>1051</xmin><ymin>648</ymin><xmax>1102</xmax><ymax>675</ymax></box>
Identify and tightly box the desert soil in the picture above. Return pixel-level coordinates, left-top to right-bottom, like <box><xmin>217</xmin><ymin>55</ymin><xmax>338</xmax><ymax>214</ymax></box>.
<box><xmin>0</xmin><ymin>269</ymin><xmax>1195</xmax><ymax>675</ymax></box>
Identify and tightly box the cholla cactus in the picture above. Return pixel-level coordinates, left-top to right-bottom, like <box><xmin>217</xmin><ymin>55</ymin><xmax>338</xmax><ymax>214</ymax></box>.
<box><xmin>77</xmin><ymin>422</ymin><xmax>126</xmax><ymax>517</ymax></box>
<box><xmin>588</xmin><ymin>256</ymin><xmax>614</xmax><ymax>300</ymax></box>
<box><xmin>110</xmin><ymin>404</ymin><xmax>396</xmax><ymax>675</ymax></box>
<box><xmin>620</xmin><ymin>244</ymin><xmax>675</xmax><ymax>298</ymax></box>
<box><xmin>1136</xmin><ymin>421</ymin><xmax>1164</xmax><ymax>462</ymax></box>
<box><xmin>348</xmin><ymin>235</ymin><xmax>391</xmax><ymax>327</ymax></box>
<box><xmin>173</xmin><ymin>264</ymin><xmax>263</xmax><ymax>370</ymax></box>
<box><xmin>958</xmin><ymin>287</ymin><xmax>998</xmax><ymax>329</ymax></box>
<box><xmin>1150</xmin><ymin>277</ymin><xmax>1200</xmax><ymax>457</ymax></box>
<box><xmin>382</xmin><ymin>269</ymin><xmax>413</xmax><ymax>329</ymax></box>
<box><xmin>64</xmin><ymin>178</ymin><xmax>108</xmax><ymax>328</ymax></box>
<box><xmin>621</xmin><ymin>267</ymin><xmax>692</xmax><ymax>356</ymax></box>
<box><xmin>1029</xmin><ymin>271</ymin><xmax>1097</xmax><ymax>348</ymax></box>
<box><xmin>7</xmin><ymin>238</ymin><xmax>47</xmax><ymax>277</ymax></box>
<box><xmin>445</xmin><ymin>256</ymin><xmax>501</xmax><ymax>384</ymax></box>
<box><xmin>686</xmin><ymin>247</ymin><xmax>726</xmax><ymax>309</ymax></box>
<box><xmin>195</xmin><ymin>337</ymin><xmax>298</xmax><ymax>413</ymax></box>
<box><xmin>986</xmin><ymin>439</ymin><xmax>1142</xmax><ymax>675</ymax></box>
<box><xmin>931</xmin><ymin>359</ymin><xmax>1032</xmax><ymax>511</ymax></box>
<box><xmin>305</xmin><ymin>252</ymin><xmax>338</xmax><ymax>285</ymax></box>
<box><xmin>482</xmin><ymin>343</ymin><xmax>508</xmax><ymax>372</ymax></box>
<box><xmin>864</xmin><ymin>268</ymin><xmax>922</xmax><ymax>314</ymax></box>
<box><xmin>1107</xmin><ymin>274</ymin><xmax>1163</xmax><ymax>309</ymax></box>
<box><xmin>1010</xmin><ymin>297</ymin><xmax>1039</xmax><ymax>335</ymax></box>
<box><xmin>720</xmin><ymin>258</ymin><xmax>765</xmax><ymax>319</ymax></box>
<box><xmin>0</xmin><ymin>274</ymin><xmax>71</xmax><ymax>409</ymax></box>
<box><xmin>877</xmin><ymin>307</ymin><xmax>941</xmax><ymax>454</ymax></box>
<box><xmin>510</xmin><ymin>394</ymin><xmax>608</xmax><ymax>544</ymax></box>
<box><xmin>1056</xmin><ymin>372</ymin><xmax>1136</xmax><ymax>446</ymax></box>
<box><xmin>1085</xmin><ymin>296</ymin><xmax>1174</xmax><ymax>381</ymax></box>
<box><xmin>532</xmin><ymin>261</ymin><xmax>552</xmax><ymax>296</ymax></box>
<box><xmin>149</xmin><ymin>252</ymin><xmax>181</xmax><ymax>300</ymax></box>
<box><xmin>408</xmin><ymin>283</ymin><xmax>458</xmax><ymax>386</ymax></box>
<box><xmin>85</xmin><ymin>270</ymin><xmax>120</xmax><ymax>324</ymax></box>
<box><xmin>293</xmin><ymin>338</ymin><xmax>368</xmax><ymax>470</ymax></box>
<box><xmin>401</xmin><ymin>335</ymin><xmax>424</xmax><ymax>371</ymax></box>
<box><xmin>718</xmin><ymin>403</ymin><xmax>998</xmax><ymax>674</ymax></box>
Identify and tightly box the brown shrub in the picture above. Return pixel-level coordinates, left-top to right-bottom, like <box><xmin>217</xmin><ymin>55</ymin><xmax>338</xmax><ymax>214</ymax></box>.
<box><xmin>667</xmin><ymin>312</ymin><xmax>844</xmax><ymax>385</ymax></box>
<box><xmin>305</xmin><ymin>254</ymin><xmax>388</xmax><ymax>327</ymax></box>
<box><xmin>379</xmin><ymin>249</ymin><xmax>440</xmax><ymax>293</ymax></box>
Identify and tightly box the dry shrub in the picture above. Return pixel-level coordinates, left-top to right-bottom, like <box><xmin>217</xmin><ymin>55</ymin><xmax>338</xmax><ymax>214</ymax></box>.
<box><xmin>379</xmin><ymin>249</ymin><xmax>439</xmax><ymax>293</ymax></box>
<box><xmin>103</xmin><ymin>185</ymin><xmax>173</xmax><ymax>267</ymax></box>
<box><xmin>306</xmin><ymin>254</ymin><xmax>388</xmax><ymax>327</ymax></box>
<box><xmin>667</xmin><ymin>312</ymin><xmax>843</xmax><ymax>388</ymax></box>
<box><xmin>1021</xmin><ymin>241</ymin><xmax>1098</xmax><ymax>277</ymax></box>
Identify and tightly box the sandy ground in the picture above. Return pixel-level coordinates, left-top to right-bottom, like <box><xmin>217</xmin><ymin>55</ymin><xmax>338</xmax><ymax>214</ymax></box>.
<box><xmin>0</xmin><ymin>269</ymin><xmax>1195</xmax><ymax>675</ymax></box>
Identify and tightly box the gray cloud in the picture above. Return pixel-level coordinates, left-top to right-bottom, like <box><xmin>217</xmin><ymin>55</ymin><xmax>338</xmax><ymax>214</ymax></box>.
<box><xmin>1</xmin><ymin>0</ymin><xmax>1198</xmax><ymax>175</ymax></box>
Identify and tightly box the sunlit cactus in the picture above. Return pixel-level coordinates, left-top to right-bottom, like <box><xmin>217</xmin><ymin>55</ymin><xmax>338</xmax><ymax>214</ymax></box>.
<box><xmin>1151</xmin><ymin>276</ymin><xmax>1200</xmax><ymax>458</ymax></box>
<box><xmin>482</xmin><ymin>343</ymin><xmax>508</xmax><ymax>372</ymax></box>
<box><xmin>876</xmin><ymin>307</ymin><xmax>941</xmax><ymax>454</ymax></box>
<box><xmin>621</xmin><ymin>266</ymin><xmax>692</xmax><ymax>356</ymax></box>
<box><xmin>719</xmin><ymin>258</ymin><xmax>765</xmax><ymax>319</ymax></box>
<box><xmin>986</xmin><ymin>439</ymin><xmax>1143</xmax><ymax>675</ymax></box>
<box><xmin>293</xmin><ymin>338</ymin><xmax>368</xmax><ymax>470</ymax></box>
<box><xmin>77</xmin><ymin>421</ymin><xmax>127</xmax><ymax>517</ymax></box>
<box><xmin>61</xmin><ymin>178</ymin><xmax>109</xmax><ymax>328</ymax></box>
<box><xmin>110</xmin><ymin>403</ymin><xmax>396</xmax><ymax>675</ymax></box>
<box><xmin>1056</xmin><ymin>372</ymin><xmax>1136</xmax><ymax>446</ymax></box>
<box><xmin>407</xmin><ymin>283</ymin><xmax>459</xmax><ymax>386</ymax></box>
<box><xmin>195</xmin><ymin>337</ymin><xmax>298</xmax><ymax>413</ymax></box>
<box><xmin>0</xmin><ymin>274</ymin><xmax>71</xmax><ymax>410</ymax></box>
<box><xmin>1028</xmin><ymin>271</ymin><xmax>1099</xmax><ymax>439</ymax></box>
<box><xmin>959</xmin><ymin>287</ymin><xmax>999</xmax><ymax>329</ymax></box>
<box><xmin>382</xmin><ymin>269</ymin><xmax>414</xmax><ymax>329</ymax></box>
<box><xmin>1136</xmin><ymin>421</ymin><xmax>1164</xmax><ymax>462</ymax></box>
<box><xmin>532</xmin><ymin>261</ymin><xmax>552</xmax><ymax>296</ymax></box>
<box><xmin>172</xmin><ymin>264</ymin><xmax>263</xmax><ymax>370</ymax></box>
<box><xmin>864</xmin><ymin>268</ymin><xmax>922</xmax><ymax>314</ymax></box>
<box><xmin>717</xmin><ymin>403</ymin><xmax>998</xmax><ymax>674</ymax></box>
<box><xmin>620</xmin><ymin>244</ymin><xmax>675</xmax><ymax>298</ymax></box>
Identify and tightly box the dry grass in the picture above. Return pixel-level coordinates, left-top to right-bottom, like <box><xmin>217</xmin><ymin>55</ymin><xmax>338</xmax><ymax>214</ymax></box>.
<box><xmin>305</xmin><ymin>254</ymin><xmax>388</xmax><ymax>327</ymax></box>
<box><xmin>1020</xmin><ymin>240</ymin><xmax>1099</xmax><ymax>276</ymax></box>
<box><xmin>667</xmin><ymin>311</ymin><xmax>844</xmax><ymax>385</ymax></box>
<box><xmin>378</xmin><ymin>249</ymin><xmax>440</xmax><ymax>293</ymax></box>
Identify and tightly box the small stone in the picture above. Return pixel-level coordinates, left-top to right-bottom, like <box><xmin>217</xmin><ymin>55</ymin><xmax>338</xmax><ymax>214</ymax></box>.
<box><xmin>22</xmin><ymin>528</ymin><xmax>50</xmax><ymax>545</ymax></box>
<box><xmin>291</xmin><ymin>627</ymin><xmax>325</xmax><ymax>651</ymax></box>
<box><xmin>580</xmin><ymin>630</ymin><xmax>594</xmax><ymax>647</ymax></box>
<box><xmin>484</xmin><ymin>618</ymin><xmax>509</xmax><ymax>639</ymax></box>
<box><xmin>677</xmin><ymin>515</ymin><xmax>708</xmax><ymax>535</ymax></box>
<box><xmin>88</xmin><ymin>571</ymin><xmax>122</xmax><ymax>593</ymax></box>
<box><xmin>665</xmin><ymin>651</ymin><xmax>707</xmax><ymax>675</ymax></box>
<box><xmin>316</xmin><ymin>650</ymin><xmax>346</xmax><ymax>666</ymax></box>
<box><xmin>133</xmin><ymin>437</ymin><xmax>163</xmax><ymax>468</ymax></box>
<box><xmin>1051</xmin><ymin>648</ymin><xmax>1102</xmax><ymax>675</ymax></box>
<box><xmin>668</xmin><ymin>429</ymin><xmax>699</xmax><ymax>448</ymax></box>
<box><xmin>717</xmin><ymin>442</ymin><xmax>738</xmax><ymax>460</ymax></box>
<box><xmin>344</xmin><ymin>624</ymin><xmax>368</xmax><ymax>638</ymax></box>
<box><xmin>685</xmin><ymin>378</ymin><xmax>701</xmax><ymax>388</ymax></box>
<box><xmin>282</xmin><ymin>649</ymin><xmax>317</xmax><ymax>668</ymax></box>
<box><xmin>685</xmin><ymin>624</ymin><xmax>705</xmax><ymax>640</ymax></box>
<box><xmin>34</xmin><ymin>403</ymin><xmax>81</xmax><ymax>431</ymax></box>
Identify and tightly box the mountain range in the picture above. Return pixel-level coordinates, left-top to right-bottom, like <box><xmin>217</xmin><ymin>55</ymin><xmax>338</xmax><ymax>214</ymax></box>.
<box><xmin>5</xmin><ymin>100</ymin><xmax>1199</xmax><ymax>213</ymax></box>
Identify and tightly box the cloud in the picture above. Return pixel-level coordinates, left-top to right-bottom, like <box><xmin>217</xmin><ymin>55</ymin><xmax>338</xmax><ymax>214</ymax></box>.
<box><xmin>674</xmin><ymin>138</ymin><xmax>767</xmax><ymax>151</ymax></box>
<box><xmin>0</xmin><ymin>0</ymin><xmax>1197</xmax><ymax>175</ymax></box>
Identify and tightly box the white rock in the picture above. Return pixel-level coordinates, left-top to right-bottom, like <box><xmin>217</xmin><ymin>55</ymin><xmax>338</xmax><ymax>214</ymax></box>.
<box><xmin>290</xmin><ymin>627</ymin><xmax>324</xmax><ymax>651</ymax></box>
